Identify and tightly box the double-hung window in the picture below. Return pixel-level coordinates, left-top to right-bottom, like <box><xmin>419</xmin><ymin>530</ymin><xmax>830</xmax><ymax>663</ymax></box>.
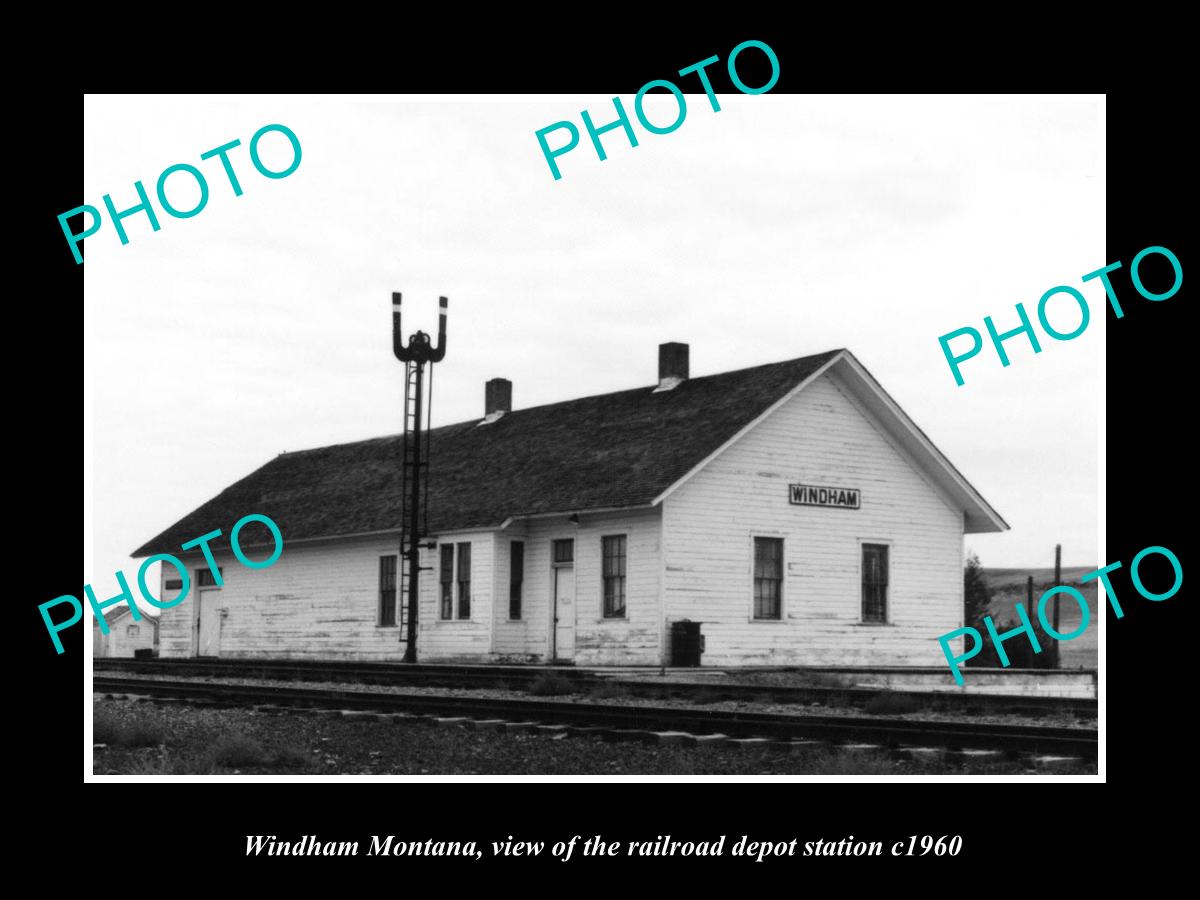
<box><xmin>602</xmin><ymin>535</ymin><xmax>627</xmax><ymax>618</ymax></box>
<box><xmin>753</xmin><ymin>537</ymin><xmax>783</xmax><ymax>620</ymax></box>
<box><xmin>456</xmin><ymin>542</ymin><xmax>472</xmax><ymax>619</ymax></box>
<box><xmin>439</xmin><ymin>543</ymin><xmax>472</xmax><ymax>620</ymax></box>
<box><xmin>379</xmin><ymin>555</ymin><xmax>398</xmax><ymax>626</ymax></box>
<box><xmin>862</xmin><ymin>543</ymin><xmax>889</xmax><ymax>623</ymax></box>
<box><xmin>439</xmin><ymin>545</ymin><xmax>454</xmax><ymax>620</ymax></box>
<box><xmin>509</xmin><ymin>541</ymin><xmax>524</xmax><ymax>619</ymax></box>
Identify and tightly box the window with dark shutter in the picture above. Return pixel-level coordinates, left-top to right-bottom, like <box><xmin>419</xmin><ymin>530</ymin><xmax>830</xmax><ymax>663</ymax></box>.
<box><xmin>456</xmin><ymin>542</ymin><xmax>471</xmax><ymax>619</ymax></box>
<box><xmin>862</xmin><ymin>544</ymin><xmax>889</xmax><ymax>623</ymax></box>
<box><xmin>602</xmin><ymin>535</ymin><xmax>627</xmax><ymax>618</ymax></box>
<box><xmin>753</xmin><ymin>537</ymin><xmax>783</xmax><ymax>620</ymax></box>
<box><xmin>378</xmin><ymin>555</ymin><xmax>397</xmax><ymax>627</ymax></box>
<box><xmin>509</xmin><ymin>541</ymin><xmax>524</xmax><ymax>620</ymax></box>
<box><xmin>440</xmin><ymin>545</ymin><xmax>454</xmax><ymax>620</ymax></box>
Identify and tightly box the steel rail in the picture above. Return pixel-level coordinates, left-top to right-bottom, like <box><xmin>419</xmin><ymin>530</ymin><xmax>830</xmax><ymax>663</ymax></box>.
<box><xmin>93</xmin><ymin>675</ymin><xmax>1098</xmax><ymax>757</ymax></box>
<box><xmin>93</xmin><ymin>658</ymin><xmax>1096</xmax><ymax>716</ymax></box>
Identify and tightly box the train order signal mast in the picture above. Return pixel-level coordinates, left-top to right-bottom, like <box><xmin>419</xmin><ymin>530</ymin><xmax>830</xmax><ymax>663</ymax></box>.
<box><xmin>391</xmin><ymin>293</ymin><xmax>447</xmax><ymax>662</ymax></box>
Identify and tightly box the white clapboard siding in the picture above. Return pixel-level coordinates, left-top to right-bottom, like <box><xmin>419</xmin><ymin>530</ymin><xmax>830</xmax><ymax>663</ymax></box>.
<box><xmin>92</xmin><ymin>613</ymin><xmax>157</xmax><ymax>657</ymax></box>
<box><xmin>157</xmin><ymin>535</ymin><xmax>414</xmax><ymax>661</ymax></box>
<box><xmin>663</xmin><ymin>371</ymin><xmax>964</xmax><ymax>667</ymax></box>
<box><xmin>491</xmin><ymin>526</ymin><xmax>537</xmax><ymax>661</ymax></box>
<box><xmin>416</xmin><ymin>531</ymin><xmax>494</xmax><ymax>661</ymax></box>
<box><xmin>570</xmin><ymin>510</ymin><xmax>662</xmax><ymax>666</ymax></box>
<box><xmin>490</xmin><ymin>509</ymin><xmax>662</xmax><ymax>665</ymax></box>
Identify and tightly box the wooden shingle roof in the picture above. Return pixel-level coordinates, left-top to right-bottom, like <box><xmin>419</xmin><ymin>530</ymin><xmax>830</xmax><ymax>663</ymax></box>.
<box><xmin>133</xmin><ymin>351</ymin><xmax>843</xmax><ymax>556</ymax></box>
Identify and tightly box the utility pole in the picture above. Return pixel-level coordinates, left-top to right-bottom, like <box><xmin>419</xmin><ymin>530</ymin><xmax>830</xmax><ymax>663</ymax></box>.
<box><xmin>392</xmin><ymin>293</ymin><xmax>447</xmax><ymax>663</ymax></box>
<box><xmin>1052</xmin><ymin>543</ymin><xmax>1062</xmax><ymax>668</ymax></box>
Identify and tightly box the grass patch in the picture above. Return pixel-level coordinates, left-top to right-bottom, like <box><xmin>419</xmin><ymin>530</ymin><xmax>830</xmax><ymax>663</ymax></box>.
<box><xmin>863</xmin><ymin>693</ymin><xmax>923</xmax><ymax>715</ymax></box>
<box><xmin>588</xmin><ymin>683</ymin><xmax>630</xmax><ymax>701</ymax></box>
<box><xmin>122</xmin><ymin>722</ymin><xmax>167</xmax><ymax>748</ymax></box>
<box><xmin>121</xmin><ymin>754</ymin><xmax>214</xmax><ymax>776</ymax></box>
<box><xmin>799</xmin><ymin>750</ymin><xmax>899</xmax><ymax>775</ymax></box>
<box><xmin>269</xmin><ymin>746</ymin><xmax>314</xmax><ymax>770</ymax></box>
<box><xmin>93</xmin><ymin>709</ymin><xmax>165</xmax><ymax>747</ymax></box>
<box><xmin>210</xmin><ymin>735</ymin><xmax>272</xmax><ymax>767</ymax></box>
<box><xmin>93</xmin><ymin>709</ymin><xmax>122</xmax><ymax>744</ymax></box>
<box><xmin>690</xmin><ymin>688</ymin><xmax>723</xmax><ymax>705</ymax></box>
<box><xmin>528</xmin><ymin>673</ymin><xmax>575</xmax><ymax>697</ymax></box>
<box><xmin>104</xmin><ymin>740</ymin><xmax>313</xmax><ymax>776</ymax></box>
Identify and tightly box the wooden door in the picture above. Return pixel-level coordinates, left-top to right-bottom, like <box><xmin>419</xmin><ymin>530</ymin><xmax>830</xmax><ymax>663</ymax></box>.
<box><xmin>197</xmin><ymin>589</ymin><xmax>222</xmax><ymax>657</ymax></box>
<box><xmin>553</xmin><ymin>565</ymin><xmax>576</xmax><ymax>661</ymax></box>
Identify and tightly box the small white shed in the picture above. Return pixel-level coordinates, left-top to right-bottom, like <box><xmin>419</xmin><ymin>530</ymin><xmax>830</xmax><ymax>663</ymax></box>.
<box><xmin>93</xmin><ymin>604</ymin><xmax>159</xmax><ymax>658</ymax></box>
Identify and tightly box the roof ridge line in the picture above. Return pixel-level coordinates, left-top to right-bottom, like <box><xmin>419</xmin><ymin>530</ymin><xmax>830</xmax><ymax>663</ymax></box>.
<box><xmin>278</xmin><ymin>349</ymin><xmax>846</xmax><ymax>459</ymax></box>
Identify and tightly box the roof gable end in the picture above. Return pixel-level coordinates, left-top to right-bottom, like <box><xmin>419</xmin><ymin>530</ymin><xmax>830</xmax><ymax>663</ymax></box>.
<box><xmin>652</xmin><ymin>351</ymin><xmax>1007</xmax><ymax>534</ymax></box>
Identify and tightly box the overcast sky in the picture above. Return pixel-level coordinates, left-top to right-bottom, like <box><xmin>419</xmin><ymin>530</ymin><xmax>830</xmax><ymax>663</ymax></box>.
<box><xmin>84</xmin><ymin>94</ymin><xmax>1102</xmax><ymax>601</ymax></box>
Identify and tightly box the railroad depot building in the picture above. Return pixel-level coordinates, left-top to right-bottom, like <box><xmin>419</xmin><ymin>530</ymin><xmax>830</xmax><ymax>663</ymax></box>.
<box><xmin>133</xmin><ymin>345</ymin><xmax>1007</xmax><ymax>667</ymax></box>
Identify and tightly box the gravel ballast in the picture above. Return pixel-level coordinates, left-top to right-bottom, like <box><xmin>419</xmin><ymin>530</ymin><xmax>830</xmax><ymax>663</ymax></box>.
<box><xmin>92</xmin><ymin>697</ymin><xmax>1096</xmax><ymax>776</ymax></box>
<box><xmin>95</xmin><ymin>672</ymin><xmax>1094</xmax><ymax>730</ymax></box>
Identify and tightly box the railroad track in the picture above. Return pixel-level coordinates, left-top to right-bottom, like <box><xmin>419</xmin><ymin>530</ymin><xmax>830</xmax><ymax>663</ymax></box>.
<box><xmin>93</xmin><ymin>658</ymin><xmax>1096</xmax><ymax>717</ymax></box>
<box><xmin>93</xmin><ymin>675</ymin><xmax>1098</xmax><ymax>758</ymax></box>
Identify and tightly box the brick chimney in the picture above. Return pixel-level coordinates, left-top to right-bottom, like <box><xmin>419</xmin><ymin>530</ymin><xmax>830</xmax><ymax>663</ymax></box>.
<box><xmin>655</xmin><ymin>342</ymin><xmax>689</xmax><ymax>392</ymax></box>
<box><xmin>482</xmin><ymin>378</ymin><xmax>512</xmax><ymax>423</ymax></box>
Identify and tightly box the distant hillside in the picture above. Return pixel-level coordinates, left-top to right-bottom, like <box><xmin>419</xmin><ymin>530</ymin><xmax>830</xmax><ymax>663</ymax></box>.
<box><xmin>983</xmin><ymin>566</ymin><xmax>1096</xmax><ymax>592</ymax></box>
<box><xmin>979</xmin><ymin>566</ymin><xmax>1098</xmax><ymax>669</ymax></box>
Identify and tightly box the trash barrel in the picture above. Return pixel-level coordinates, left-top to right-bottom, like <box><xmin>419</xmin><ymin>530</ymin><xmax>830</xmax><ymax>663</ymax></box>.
<box><xmin>671</xmin><ymin>620</ymin><xmax>704</xmax><ymax>667</ymax></box>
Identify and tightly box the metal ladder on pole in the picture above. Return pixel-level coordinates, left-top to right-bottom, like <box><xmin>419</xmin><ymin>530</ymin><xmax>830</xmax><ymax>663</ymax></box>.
<box><xmin>396</xmin><ymin>360</ymin><xmax>425</xmax><ymax>644</ymax></box>
<box><xmin>391</xmin><ymin>292</ymin><xmax>447</xmax><ymax>661</ymax></box>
